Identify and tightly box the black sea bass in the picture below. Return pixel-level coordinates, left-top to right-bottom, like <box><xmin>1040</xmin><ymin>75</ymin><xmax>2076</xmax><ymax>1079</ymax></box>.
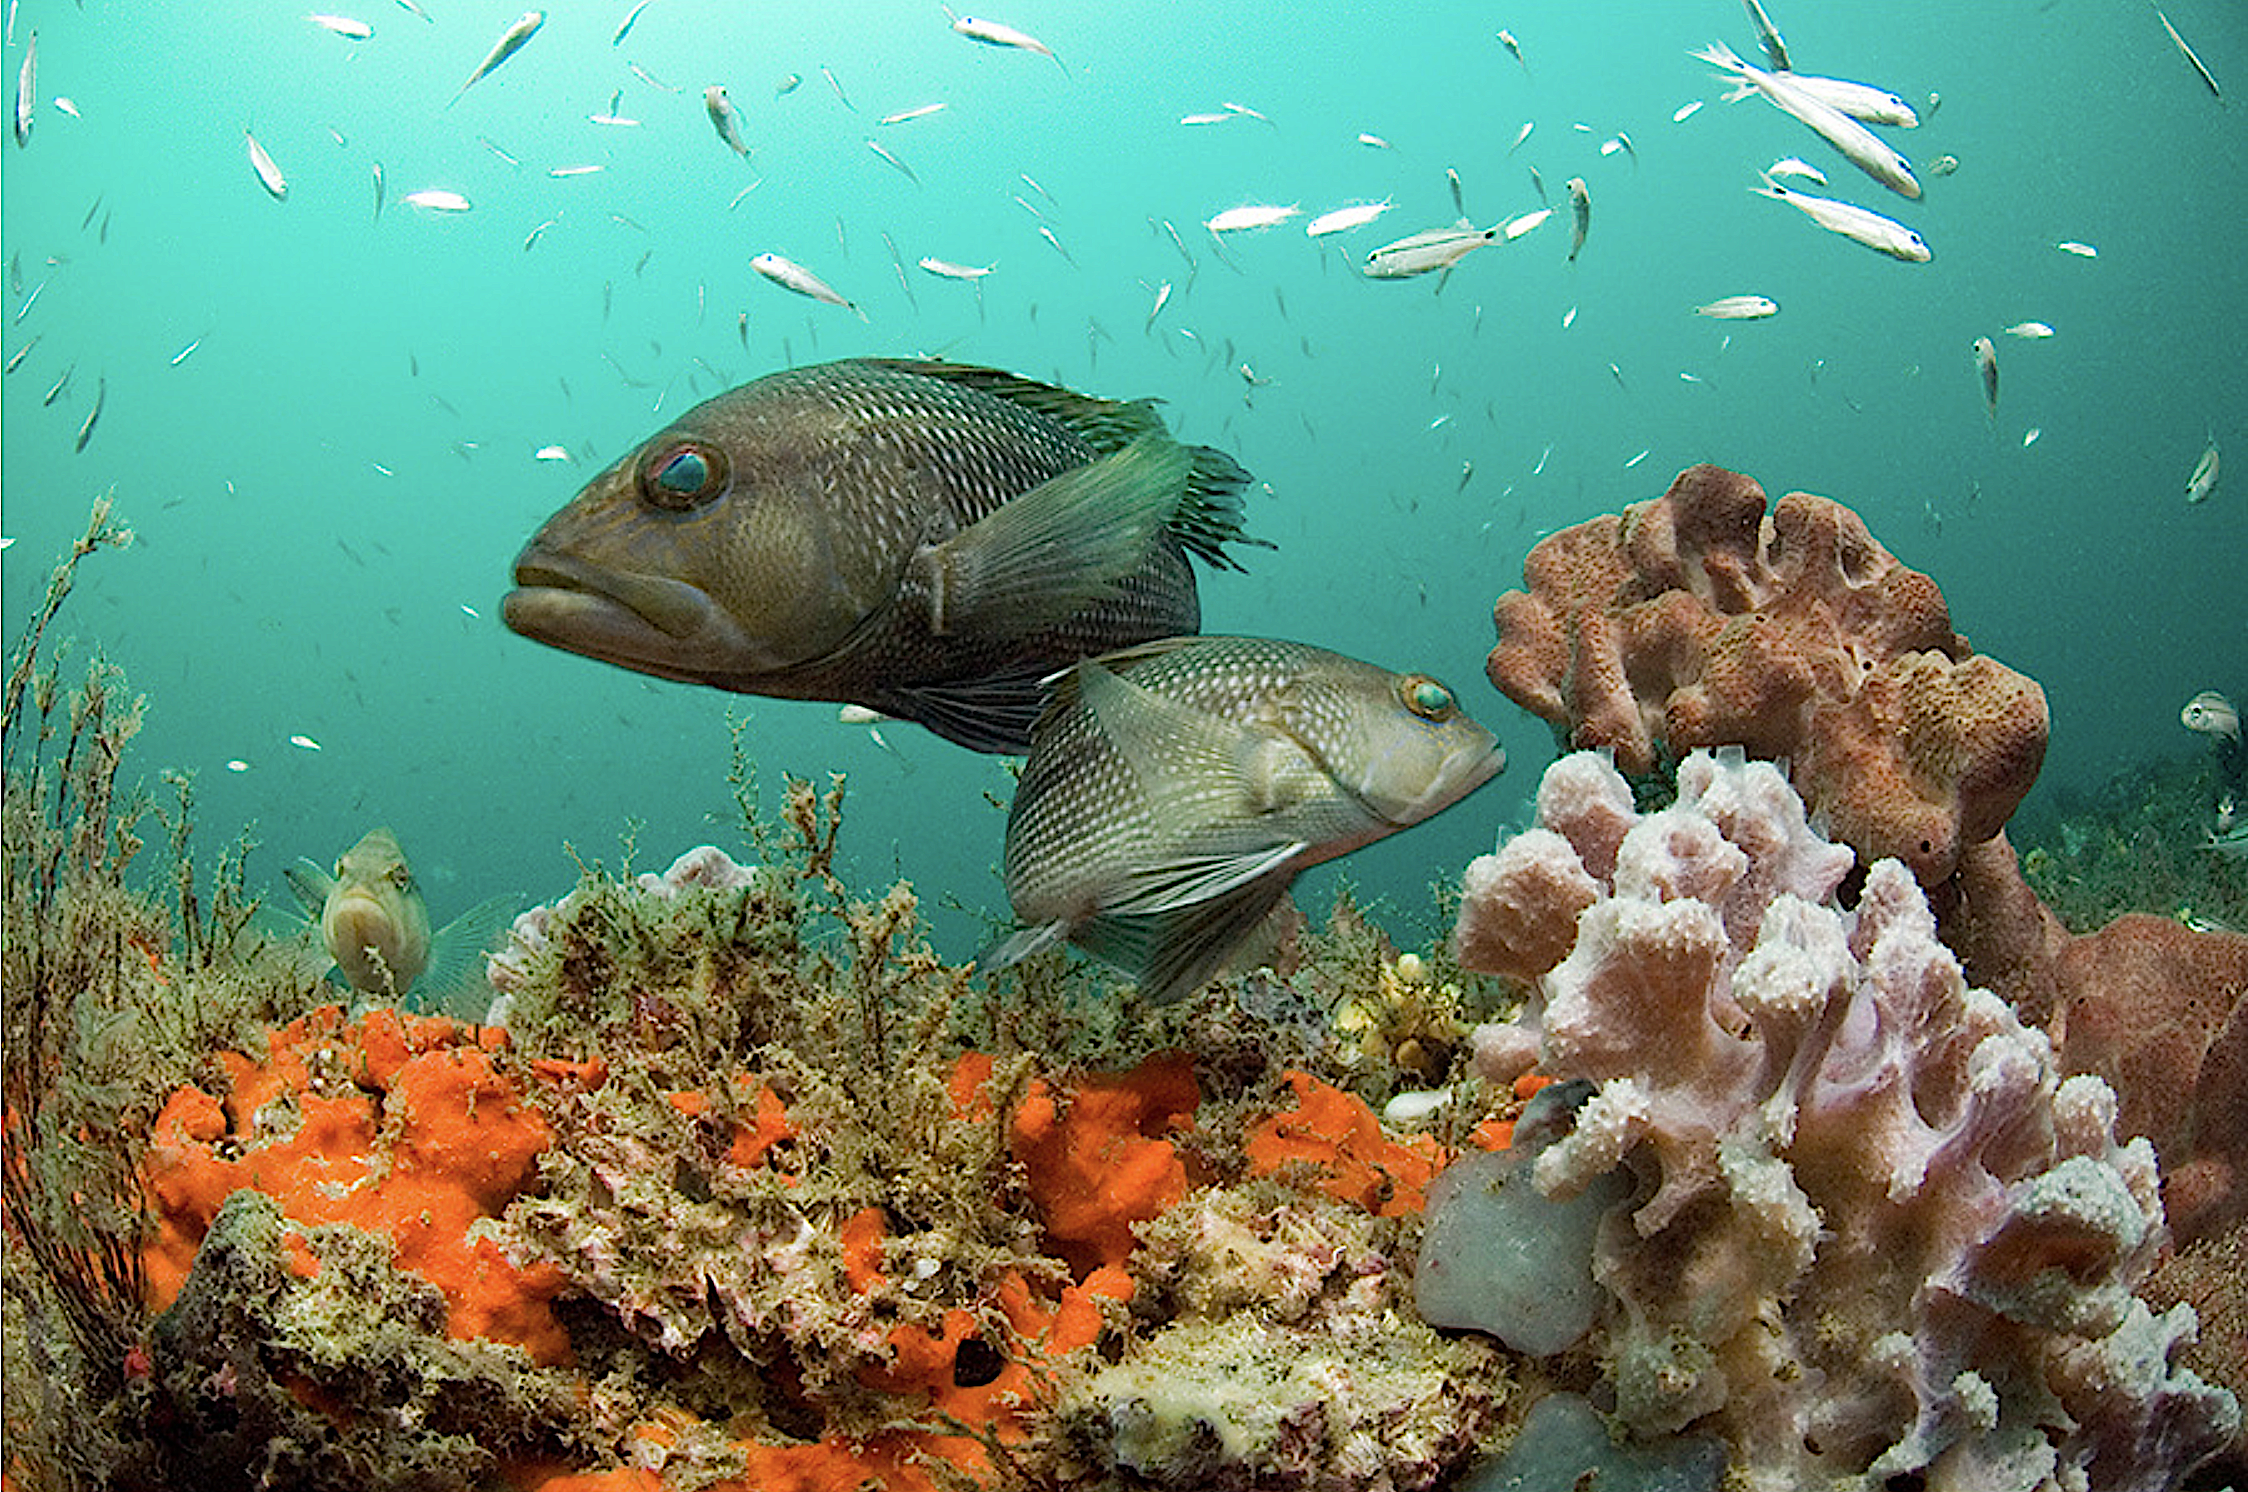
<box><xmin>504</xmin><ymin>358</ymin><xmax>1264</xmax><ymax>753</ymax></box>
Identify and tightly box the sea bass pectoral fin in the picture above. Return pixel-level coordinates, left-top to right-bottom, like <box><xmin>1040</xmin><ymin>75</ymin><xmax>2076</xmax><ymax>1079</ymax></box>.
<box><xmin>974</xmin><ymin>918</ymin><xmax>1073</xmax><ymax>979</ymax></box>
<box><xmin>283</xmin><ymin>858</ymin><xmax>338</xmax><ymax>916</ymax></box>
<box><xmin>411</xmin><ymin>891</ymin><xmax>523</xmax><ymax>1021</ymax></box>
<box><xmin>1074</xmin><ymin>869</ymin><xmax>1298</xmax><ymax>1005</ymax></box>
<box><xmin>883</xmin><ymin>665</ymin><xmax>1056</xmax><ymax>754</ymax></box>
<box><xmin>917</xmin><ymin>433</ymin><xmax>1193</xmax><ymax>638</ymax></box>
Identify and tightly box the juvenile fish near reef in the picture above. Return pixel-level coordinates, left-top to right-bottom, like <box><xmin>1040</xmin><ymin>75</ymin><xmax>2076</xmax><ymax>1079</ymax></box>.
<box><xmin>2183</xmin><ymin>689</ymin><xmax>2240</xmax><ymax>744</ymax></box>
<box><xmin>1565</xmin><ymin>177</ymin><xmax>1590</xmax><ymax>262</ymax></box>
<box><xmin>705</xmin><ymin>85</ymin><xmax>750</xmax><ymax>156</ymax></box>
<box><xmin>1695</xmin><ymin>294</ymin><xmax>1778</xmax><ymax>319</ymax></box>
<box><xmin>1973</xmin><ymin>336</ymin><xmax>1999</xmax><ymax>420</ymax></box>
<box><xmin>1754</xmin><ymin>172</ymin><xmax>1930</xmax><ymax>261</ymax></box>
<box><xmin>751</xmin><ymin>251</ymin><xmax>862</xmax><ymax>317</ymax></box>
<box><xmin>503</xmin><ymin>359</ymin><xmax>1264</xmax><ymax>753</ymax></box>
<box><xmin>2187</xmin><ymin>440</ymin><xmax>2220</xmax><ymax>504</ymax></box>
<box><xmin>451</xmin><ymin>9</ymin><xmax>543</xmax><ymax>107</ymax></box>
<box><xmin>285</xmin><ymin>828</ymin><xmax>516</xmax><ymax>1015</ymax></box>
<box><xmin>983</xmin><ymin>636</ymin><xmax>1503</xmax><ymax>1003</ymax></box>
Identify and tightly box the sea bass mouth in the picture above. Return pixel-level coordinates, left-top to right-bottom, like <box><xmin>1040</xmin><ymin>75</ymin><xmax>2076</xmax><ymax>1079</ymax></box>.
<box><xmin>504</xmin><ymin>547</ymin><xmax>754</xmax><ymax>676</ymax></box>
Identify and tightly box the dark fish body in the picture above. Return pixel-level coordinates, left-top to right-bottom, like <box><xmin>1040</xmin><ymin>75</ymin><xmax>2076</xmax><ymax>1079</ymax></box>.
<box><xmin>505</xmin><ymin>358</ymin><xmax>1261</xmax><ymax>752</ymax></box>
<box><xmin>989</xmin><ymin>636</ymin><xmax>1503</xmax><ymax>1002</ymax></box>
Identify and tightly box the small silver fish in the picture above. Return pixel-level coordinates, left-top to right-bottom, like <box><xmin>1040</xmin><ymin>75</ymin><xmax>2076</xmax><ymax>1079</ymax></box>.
<box><xmin>2003</xmin><ymin>321</ymin><xmax>2054</xmax><ymax>339</ymax></box>
<box><xmin>1496</xmin><ymin>29</ymin><xmax>1526</xmax><ymax>71</ymax></box>
<box><xmin>1741</xmin><ymin>0</ymin><xmax>1790</xmax><ymax>71</ymax></box>
<box><xmin>1364</xmin><ymin>220</ymin><xmax>1497</xmax><ymax>279</ymax></box>
<box><xmin>613</xmin><ymin>0</ymin><xmax>652</xmax><ymax>47</ymax></box>
<box><xmin>705</xmin><ymin>85</ymin><xmax>750</xmax><ymax>156</ymax></box>
<box><xmin>879</xmin><ymin>102</ymin><xmax>946</xmax><ymax>126</ymax></box>
<box><xmin>307</xmin><ymin>13</ymin><xmax>373</xmax><ymax>40</ymax></box>
<box><xmin>1565</xmin><ymin>177</ymin><xmax>1590</xmax><ymax>262</ymax></box>
<box><xmin>1769</xmin><ymin>156</ymin><xmax>1828</xmax><ymax>186</ymax></box>
<box><xmin>1699</xmin><ymin>42</ymin><xmax>1920</xmax><ymax>200</ymax></box>
<box><xmin>752</xmin><ymin>251</ymin><xmax>862</xmax><ymax>317</ymax></box>
<box><xmin>917</xmin><ymin>256</ymin><xmax>993</xmax><ymax>279</ymax></box>
<box><xmin>985</xmin><ymin>636</ymin><xmax>1503</xmax><ymax>1003</ymax></box>
<box><xmin>245</xmin><ymin>130</ymin><xmax>289</xmax><ymax>200</ymax></box>
<box><xmin>1755</xmin><ymin>173</ymin><xmax>1930</xmax><ymax>262</ymax></box>
<box><xmin>865</xmin><ymin>136</ymin><xmax>919</xmax><ymax>184</ymax></box>
<box><xmin>13</xmin><ymin>27</ymin><xmax>33</xmax><ymax>147</ymax></box>
<box><xmin>371</xmin><ymin>159</ymin><xmax>384</xmax><ymax>219</ymax></box>
<box><xmin>2152</xmin><ymin>3</ymin><xmax>2221</xmax><ymax>100</ymax></box>
<box><xmin>403</xmin><ymin>188</ymin><xmax>471</xmax><ymax>212</ymax></box>
<box><xmin>451</xmin><ymin>10</ymin><xmax>544</xmax><ymax>107</ymax></box>
<box><xmin>1205</xmin><ymin>203</ymin><xmax>1299</xmax><ymax>234</ymax></box>
<box><xmin>950</xmin><ymin>12</ymin><xmax>1062</xmax><ymax>69</ymax></box>
<box><xmin>1304</xmin><ymin>200</ymin><xmax>1392</xmax><ymax>238</ymax></box>
<box><xmin>2186</xmin><ymin>441</ymin><xmax>2220</xmax><ymax>504</ymax></box>
<box><xmin>1695</xmin><ymin>294</ymin><xmax>1778</xmax><ymax>319</ymax></box>
<box><xmin>1929</xmin><ymin>153</ymin><xmax>1960</xmax><ymax>177</ymax></box>
<box><xmin>74</xmin><ymin>373</ymin><xmax>103</xmax><ymax>453</ymax></box>
<box><xmin>1973</xmin><ymin>336</ymin><xmax>1998</xmax><ymax>420</ymax></box>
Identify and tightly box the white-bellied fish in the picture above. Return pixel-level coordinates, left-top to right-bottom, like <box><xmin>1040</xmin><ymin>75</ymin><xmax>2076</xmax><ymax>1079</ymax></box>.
<box><xmin>880</xmin><ymin>102</ymin><xmax>945</xmax><ymax>125</ymax></box>
<box><xmin>13</xmin><ymin>28</ymin><xmax>33</xmax><ymax>148</ymax></box>
<box><xmin>613</xmin><ymin>0</ymin><xmax>652</xmax><ymax>47</ymax></box>
<box><xmin>1695</xmin><ymin>294</ymin><xmax>1778</xmax><ymax>319</ymax></box>
<box><xmin>1565</xmin><ymin>177</ymin><xmax>1590</xmax><ymax>261</ymax></box>
<box><xmin>2183</xmin><ymin>689</ymin><xmax>2239</xmax><ymax>742</ymax></box>
<box><xmin>244</xmin><ymin>130</ymin><xmax>289</xmax><ymax>200</ymax></box>
<box><xmin>2004</xmin><ymin>321</ymin><xmax>2055</xmax><ymax>339</ymax></box>
<box><xmin>705</xmin><ymin>85</ymin><xmax>750</xmax><ymax>156</ymax></box>
<box><xmin>1205</xmin><ymin>203</ymin><xmax>1298</xmax><ymax>234</ymax></box>
<box><xmin>371</xmin><ymin>160</ymin><xmax>384</xmax><ymax>219</ymax></box>
<box><xmin>285</xmin><ymin>828</ymin><xmax>517</xmax><ymax>1015</ymax></box>
<box><xmin>1364</xmin><ymin>219</ymin><xmax>1498</xmax><ymax>279</ymax></box>
<box><xmin>1497</xmin><ymin>29</ymin><xmax>1526</xmax><ymax>71</ymax></box>
<box><xmin>1778</xmin><ymin>72</ymin><xmax>1919</xmax><ymax>127</ymax></box>
<box><xmin>918</xmin><ymin>255</ymin><xmax>993</xmax><ymax>279</ymax></box>
<box><xmin>864</xmin><ymin>136</ymin><xmax>918</xmax><ymax>184</ymax></box>
<box><xmin>752</xmin><ymin>252</ymin><xmax>860</xmax><ymax>317</ymax></box>
<box><xmin>74</xmin><ymin>374</ymin><xmax>103</xmax><ymax>453</ymax></box>
<box><xmin>1501</xmin><ymin>206</ymin><xmax>1552</xmax><ymax>240</ymax></box>
<box><xmin>403</xmin><ymin>188</ymin><xmax>471</xmax><ymax>212</ymax></box>
<box><xmin>2187</xmin><ymin>441</ymin><xmax>2220</xmax><ymax>504</ymax></box>
<box><xmin>949</xmin><ymin>12</ymin><xmax>1062</xmax><ymax>69</ymax></box>
<box><xmin>1973</xmin><ymin>336</ymin><xmax>1998</xmax><ymax>420</ymax></box>
<box><xmin>1754</xmin><ymin>172</ymin><xmax>1930</xmax><ymax>261</ymax></box>
<box><xmin>1742</xmin><ymin>0</ymin><xmax>1790</xmax><ymax>70</ymax></box>
<box><xmin>1305</xmin><ymin>200</ymin><xmax>1392</xmax><ymax>237</ymax></box>
<box><xmin>307</xmin><ymin>13</ymin><xmax>373</xmax><ymax>39</ymax></box>
<box><xmin>983</xmin><ymin>636</ymin><xmax>1503</xmax><ymax>1003</ymax></box>
<box><xmin>1698</xmin><ymin>41</ymin><xmax>1920</xmax><ymax>198</ymax></box>
<box><xmin>1673</xmin><ymin>99</ymin><xmax>1705</xmax><ymax>123</ymax></box>
<box><xmin>1769</xmin><ymin>155</ymin><xmax>1827</xmax><ymax>185</ymax></box>
<box><xmin>451</xmin><ymin>10</ymin><xmax>543</xmax><ymax>107</ymax></box>
<box><xmin>503</xmin><ymin>359</ymin><xmax>1265</xmax><ymax>753</ymax></box>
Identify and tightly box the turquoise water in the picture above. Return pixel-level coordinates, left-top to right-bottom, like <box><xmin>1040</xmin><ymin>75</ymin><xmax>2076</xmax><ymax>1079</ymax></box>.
<box><xmin>4</xmin><ymin>2</ymin><xmax>2242</xmax><ymax>962</ymax></box>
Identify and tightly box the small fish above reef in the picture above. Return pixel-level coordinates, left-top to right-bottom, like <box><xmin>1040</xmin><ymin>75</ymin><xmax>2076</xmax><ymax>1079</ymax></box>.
<box><xmin>504</xmin><ymin>359</ymin><xmax>1265</xmax><ymax>753</ymax></box>
<box><xmin>285</xmin><ymin>828</ymin><xmax>517</xmax><ymax>1015</ymax></box>
<box><xmin>2186</xmin><ymin>440</ymin><xmax>2220</xmax><ymax>504</ymax></box>
<box><xmin>984</xmin><ymin>636</ymin><xmax>1503</xmax><ymax>1004</ymax></box>
<box><xmin>2183</xmin><ymin>689</ymin><xmax>2239</xmax><ymax>744</ymax></box>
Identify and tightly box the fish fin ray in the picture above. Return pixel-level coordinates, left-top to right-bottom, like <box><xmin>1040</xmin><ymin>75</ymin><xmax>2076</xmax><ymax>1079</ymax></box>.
<box><xmin>1101</xmin><ymin>841</ymin><xmax>1306</xmax><ymax>917</ymax></box>
<box><xmin>284</xmin><ymin>859</ymin><xmax>336</xmax><ymax>915</ymax></box>
<box><xmin>411</xmin><ymin>892</ymin><xmax>521</xmax><ymax>1021</ymax></box>
<box><xmin>917</xmin><ymin>434</ymin><xmax>1192</xmax><ymax>637</ymax></box>
<box><xmin>881</xmin><ymin>668</ymin><xmax>1052</xmax><ymax>753</ymax></box>
<box><xmin>974</xmin><ymin>919</ymin><xmax>1071</xmax><ymax>977</ymax></box>
<box><xmin>1076</xmin><ymin>871</ymin><xmax>1297</xmax><ymax>1004</ymax></box>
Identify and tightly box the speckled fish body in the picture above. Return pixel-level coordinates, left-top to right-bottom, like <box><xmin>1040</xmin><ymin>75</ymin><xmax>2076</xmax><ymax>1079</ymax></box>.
<box><xmin>990</xmin><ymin>636</ymin><xmax>1503</xmax><ymax>1002</ymax></box>
<box><xmin>505</xmin><ymin>359</ymin><xmax>1261</xmax><ymax>752</ymax></box>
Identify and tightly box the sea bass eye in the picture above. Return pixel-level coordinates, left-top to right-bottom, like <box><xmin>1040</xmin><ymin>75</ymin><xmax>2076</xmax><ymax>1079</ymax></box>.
<box><xmin>641</xmin><ymin>440</ymin><xmax>730</xmax><ymax>511</ymax></box>
<box><xmin>1400</xmin><ymin>674</ymin><xmax>1455</xmax><ymax>721</ymax></box>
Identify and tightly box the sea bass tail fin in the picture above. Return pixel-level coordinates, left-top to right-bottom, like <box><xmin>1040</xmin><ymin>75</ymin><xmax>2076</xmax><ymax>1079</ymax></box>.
<box><xmin>412</xmin><ymin>892</ymin><xmax>522</xmax><ymax>1022</ymax></box>
<box><xmin>919</xmin><ymin>433</ymin><xmax>1194</xmax><ymax>638</ymax></box>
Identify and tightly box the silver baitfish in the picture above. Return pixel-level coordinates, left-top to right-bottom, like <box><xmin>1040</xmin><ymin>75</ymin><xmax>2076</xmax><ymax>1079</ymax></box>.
<box><xmin>986</xmin><ymin>636</ymin><xmax>1504</xmax><ymax>1003</ymax></box>
<box><xmin>505</xmin><ymin>359</ymin><xmax>1263</xmax><ymax>753</ymax></box>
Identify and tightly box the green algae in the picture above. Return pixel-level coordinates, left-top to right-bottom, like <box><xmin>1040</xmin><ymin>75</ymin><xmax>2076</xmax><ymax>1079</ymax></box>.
<box><xmin>2014</xmin><ymin>752</ymin><xmax>2248</xmax><ymax>935</ymax></box>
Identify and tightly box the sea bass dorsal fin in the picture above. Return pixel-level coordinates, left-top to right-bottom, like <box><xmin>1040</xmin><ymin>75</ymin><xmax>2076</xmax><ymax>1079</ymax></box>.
<box><xmin>865</xmin><ymin>358</ymin><xmax>1263</xmax><ymax>572</ymax></box>
<box><xmin>861</xmin><ymin>358</ymin><xmax>1168</xmax><ymax>452</ymax></box>
<box><xmin>916</xmin><ymin>433</ymin><xmax>1192</xmax><ymax>638</ymax></box>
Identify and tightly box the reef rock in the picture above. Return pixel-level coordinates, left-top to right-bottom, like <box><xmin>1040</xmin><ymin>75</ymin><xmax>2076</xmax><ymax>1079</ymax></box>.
<box><xmin>1486</xmin><ymin>463</ymin><xmax>2047</xmax><ymax>885</ymax></box>
<box><xmin>1443</xmin><ymin>748</ymin><xmax>2239</xmax><ymax>1490</ymax></box>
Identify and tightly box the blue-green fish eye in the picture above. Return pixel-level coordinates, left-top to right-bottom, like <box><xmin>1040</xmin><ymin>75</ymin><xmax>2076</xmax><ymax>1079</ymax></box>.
<box><xmin>1402</xmin><ymin>674</ymin><xmax>1455</xmax><ymax>721</ymax></box>
<box><xmin>641</xmin><ymin>441</ymin><xmax>729</xmax><ymax>511</ymax></box>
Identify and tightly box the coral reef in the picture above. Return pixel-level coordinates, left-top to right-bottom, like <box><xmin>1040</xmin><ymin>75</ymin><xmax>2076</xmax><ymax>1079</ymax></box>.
<box><xmin>1443</xmin><ymin>748</ymin><xmax>2240</xmax><ymax>1490</ymax></box>
<box><xmin>1486</xmin><ymin>463</ymin><xmax>2048</xmax><ymax>885</ymax></box>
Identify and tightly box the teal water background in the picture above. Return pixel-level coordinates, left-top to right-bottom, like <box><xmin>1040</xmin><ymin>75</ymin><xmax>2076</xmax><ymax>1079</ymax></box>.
<box><xmin>4</xmin><ymin>1</ymin><xmax>2242</xmax><ymax>961</ymax></box>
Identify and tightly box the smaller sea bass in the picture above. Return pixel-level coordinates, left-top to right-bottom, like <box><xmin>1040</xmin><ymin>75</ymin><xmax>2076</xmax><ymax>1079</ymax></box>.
<box><xmin>986</xmin><ymin>636</ymin><xmax>1503</xmax><ymax>1003</ymax></box>
<box><xmin>284</xmin><ymin>828</ymin><xmax>516</xmax><ymax>1016</ymax></box>
<box><xmin>505</xmin><ymin>359</ymin><xmax>1263</xmax><ymax>753</ymax></box>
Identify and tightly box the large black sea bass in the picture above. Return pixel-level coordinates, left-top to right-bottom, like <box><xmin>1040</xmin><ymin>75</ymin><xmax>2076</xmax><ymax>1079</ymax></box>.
<box><xmin>986</xmin><ymin>636</ymin><xmax>1505</xmax><ymax>1003</ymax></box>
<box><xmin>503</xmin><ymin>358</ymin><xmax>1263</xmax><ymax>752</ymax></box>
